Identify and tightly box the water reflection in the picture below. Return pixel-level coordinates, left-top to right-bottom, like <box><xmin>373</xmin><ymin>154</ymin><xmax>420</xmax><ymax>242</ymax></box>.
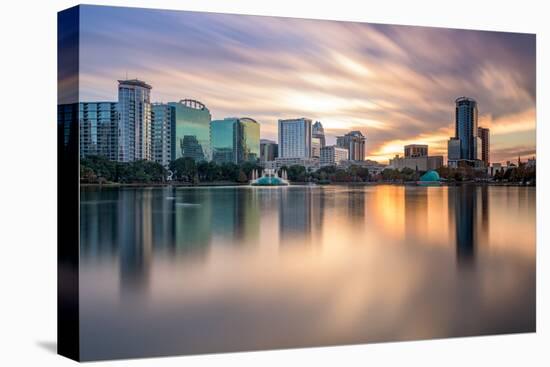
<box><xmin>278</xmin><ymin>188</ymin><xmax>324</xmax><ymax>245</ymax></box>
<box><xmin>79</xmin><ymin>185</ymin><xmax>535</xmax><ymax>360</ymax></box>
<box><xmin>452</xmin><ymin>186</ymin><xmax>476</xmax><ymax>265</ymax></box>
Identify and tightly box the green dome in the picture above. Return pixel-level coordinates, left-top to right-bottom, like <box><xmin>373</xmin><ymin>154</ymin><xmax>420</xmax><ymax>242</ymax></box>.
<box><xmin>419</xmin><ymin>170</ymin><xmax>440</xmax><ymax>182</ymax></box>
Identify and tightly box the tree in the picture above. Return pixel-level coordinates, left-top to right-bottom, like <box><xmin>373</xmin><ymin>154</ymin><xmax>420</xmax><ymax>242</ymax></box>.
<box><xmin>287</xmin><ymin>165</ymin><xmax>307</xmax><ymax>182</ymax></box>
<box><xmin>80</xmin><ymin>155</ymin><xmax>117</xmax><ymax>181</ymax></box>
<box><xmin>196</xmin><ymin>160</ymin><xmax>210</xmax><ymax>181</ymax></box>
<box><xmin>437</xmin><ymin>166</ymin><xmax>450</xmax><ymax>179</ymax></box>
<box><xmin>169</xmin><ymin>157</ymin><xmax>197</xmax><ymax>182</ymax></box>
<box><xmin>237</xmin><ymin>169</ymin><xmax>248</xmax><ymax>183</ymax></box>
<box><xmin>80</xmin><ymin>165</ymin><xmax>96</xmax><ymax>182</ymax></box>
<box><xmin>355</xmin><ymin>166</ymin><xmax>370</xmax><ymax>181</ymax></box>
<box><xmin>220</xmin><ymin>162</ymin><xmax>239</xmax><ymax>181</ymax></box>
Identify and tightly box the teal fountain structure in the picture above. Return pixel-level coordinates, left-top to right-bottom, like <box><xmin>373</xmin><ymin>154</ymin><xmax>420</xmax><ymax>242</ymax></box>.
<box><xmin>250</xmin><ymin>168</ymin><xmax>289</xmax><ymax>186</ymax></box>
<box><xmin>417</xmin><ymin>170</ymin><xmax>442</xmax><ymax>186</ymax></box>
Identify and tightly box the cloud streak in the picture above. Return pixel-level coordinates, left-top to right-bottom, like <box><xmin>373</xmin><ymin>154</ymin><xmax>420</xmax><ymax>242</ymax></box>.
<box><xmin>76</xmin><ymin>5</ymin><xmax>536</xmax><ymax>164</ymax></box>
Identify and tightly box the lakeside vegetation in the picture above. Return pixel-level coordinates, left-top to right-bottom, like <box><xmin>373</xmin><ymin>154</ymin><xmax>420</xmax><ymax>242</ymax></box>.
<box><xmin>80</xmin><ymin>155</ymin><xmax>263</xmax><ymax>184</ymax></box>
<box><xmin>80</xmin><ymin>155</ymin><xmax>535</xmax><ymax>186</ymax></box>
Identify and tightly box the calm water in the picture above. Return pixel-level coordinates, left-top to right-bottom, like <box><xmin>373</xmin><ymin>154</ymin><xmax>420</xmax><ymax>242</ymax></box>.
<box><xmin>80</xmin><ymin>185</ymin><xmax>536</xmax><ymax>360</ymax></box>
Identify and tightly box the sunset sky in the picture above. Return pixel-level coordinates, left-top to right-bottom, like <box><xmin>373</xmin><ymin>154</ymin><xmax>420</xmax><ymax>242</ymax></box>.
<box><xmin>77</xmin><ymin>5</ymin><xmax>536</xmax><ymax>164</ymax></box>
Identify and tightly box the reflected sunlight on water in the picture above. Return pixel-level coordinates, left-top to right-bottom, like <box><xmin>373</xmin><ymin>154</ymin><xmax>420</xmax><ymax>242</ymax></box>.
<box><xmin>79</xmin><ymin>185</ymin><xmax>535</xmax><ymax>360</ymax></box>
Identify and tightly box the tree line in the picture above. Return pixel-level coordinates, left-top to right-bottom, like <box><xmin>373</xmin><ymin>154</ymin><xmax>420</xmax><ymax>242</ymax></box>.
<box><xmin>80</xmin><ymin>155</ymin><xmax>263</xmax><ymax>184</ymax></box>
<box><xmin>436</xmin><ymin>164</ymin><xmax>535</xmax><ymax>184</ymax></box>
<box><xmin>80</xmin><ymin>155</ymin><xmax>535</xmax><ymax>185</ymax></box>
<box><xmin>285</xmin><ymin>165</ymin><xmax>371</xmax><ymax>183</ymax></box>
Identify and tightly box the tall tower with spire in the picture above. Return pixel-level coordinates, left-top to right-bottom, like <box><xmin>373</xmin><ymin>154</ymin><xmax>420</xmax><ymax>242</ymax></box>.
<box><xmin>312</xmin><ymin>121</ymin><xmax>326</xmax><ymax>148</ymax></box>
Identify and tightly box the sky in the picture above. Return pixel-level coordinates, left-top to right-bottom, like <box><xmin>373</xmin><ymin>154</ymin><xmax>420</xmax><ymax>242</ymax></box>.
<box><xmin>77</xmin><ymin>5</ymin><xmax>536</xmax><ymax>164</ymax></box>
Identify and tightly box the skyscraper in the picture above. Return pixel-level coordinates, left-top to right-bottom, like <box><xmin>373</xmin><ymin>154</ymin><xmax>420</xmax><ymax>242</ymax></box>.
<box><xmin>311</xmin><ymin>137</ymin><xmax>322</xmax><ymax>158</ymax></box>
<box><xmin>278</xmin><ymin>118</ymin><xmax>312</xmax><ymax>158</ymax></box>
<box><xmin>235</xmin><ymin>118</ymin><xmax>260</xmax><ymax>163</ymax></box>
<box><xmin>78</xmin><ymin>102</ymin><xmax>118</xmax><ymax>160</ymax></box>
<box><xmin>477</xmin><ymin>126</ymin><xmax>490</xmax><ymax>166</ymax></box>
<box><xmin>168</xmin><ymin>99</ymin><xmax>211</xmax><ymax>162</ymax></box>
<box><xmin>211</xmin><ymin>118</ymin><xmax>236</xmax><ymax>164</ymax></box>
<box><xmin>312</xmin><ymin>121</ymin><xmax>326</xmax><ymax>148</ymax></box>
<box><xmin>336</xmin><ymin>130</ymin><xmax>366</xmax><ymax>161</ymax></box>
<box><xmin>151</xmin><ymin>103</ymin><xmax>175</xmax><ymax>167</ymax></box>
<box><xmin>448</xmin><ymin>137</ymin><xmax>461</xmax><ymax>161</ymax></box>
<box><xmin>211</xmin><ymin>117</ymin><xmax>260</xmax><ymax>164</ymax></box>
<box><xmin>117</xmin><ymin>79</ymin><xmax>152</xmax><ymax>162</ymax></box>
<box><xmin>455</xmin><ymin>97</ymin><xmax>480</xmax><ymax>161</ymax></box>
<box><xmin>260</xmin><ymin>139</ymin><xmax>278</xmax><ymax>162</ymax></box>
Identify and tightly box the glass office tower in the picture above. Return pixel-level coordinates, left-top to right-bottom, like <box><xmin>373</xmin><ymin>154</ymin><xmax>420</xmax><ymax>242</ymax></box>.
<box><xmin>117</xmin><ymin>79</ymin><xmax>152</xmax><ymax>162</ymax></box>
<box><xmin>211</xmin><ymin>118</ymin><xmax>236</xmax><ymax>163</ymax></box>
<box><xmin>260</xmin><ymin>139</ymin><xmax>278</xmax><ymax>162</ymax></box>
<box><xmin>236</xmin><ymin>118</ymin><xmax>260</xmax><ymax>163</ymax></box>
<box><xmin>455</xmin><ymin>97</ymin><xmax>479</xmax><ymax>161</ymax></box>
<box><xmin>211</xmin><ymin>117</ymin><xmax>260</xmax><ymax>164</ymax></box>
<box><xmin>78</xmin><ymin>102</ymin><xmax>119</xmax><ymax>160</ymax></box>
<box><xmin>151</xmin><ymin>103</ymin><xmax>175</xmax><ymax>167</ymax></box>
<box><xmin>168</xmin><ymin>99</ymin><xmax>211</xmax><ymax>162</ymax></box>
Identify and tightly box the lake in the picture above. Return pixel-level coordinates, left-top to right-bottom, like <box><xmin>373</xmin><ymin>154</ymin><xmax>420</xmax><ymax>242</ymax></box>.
<box><xmin>79</xmin><ymin>185</ymin><xmax>536</xmax><ymax>360</ymax></box>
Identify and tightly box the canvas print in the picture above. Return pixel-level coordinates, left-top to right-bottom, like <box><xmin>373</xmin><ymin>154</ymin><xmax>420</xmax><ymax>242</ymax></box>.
<box><xmin>57</xmin><ymin>5</ymin><xmax>536</xmax><ymax>361</ymax></box>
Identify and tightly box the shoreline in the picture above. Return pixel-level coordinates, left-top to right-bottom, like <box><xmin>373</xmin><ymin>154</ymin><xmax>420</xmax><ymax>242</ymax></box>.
<box><xmin>80</xmin><ymin>181</ymin><xmax>535</xmax><ymax>188</ymax></box>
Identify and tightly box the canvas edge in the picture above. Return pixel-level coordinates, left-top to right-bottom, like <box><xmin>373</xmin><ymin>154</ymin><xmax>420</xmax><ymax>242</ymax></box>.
<box><xmin>57</xmin><ymin>4</ymin><xmax>81</xmax><ymax>362</ymax></box>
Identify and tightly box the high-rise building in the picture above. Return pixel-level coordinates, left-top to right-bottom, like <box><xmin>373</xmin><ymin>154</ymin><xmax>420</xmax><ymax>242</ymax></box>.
<box><xmin>210</xmin><ymin>117</ymin><xmax>260</xmax><ymax>164</ymax></box>
<box><xmin>311</xmin><ymin>137</ymin><xmax>322</xmax><ymax>158</ymax></box>
<box><xmin>404</xmin><ymin>144</ymin><xmax>428</xmax><ymax>158</ymax></box>
<box><xmin>455</xmin><ymin>97</ymin><xmax>480</xmax><ymax>161</ymax></box>
<box><xmin>448</xmin><ymin>137</ymin><xmax>461</xmax><ymax>162</ymax></box>
<box><xmin>58</xmin><ymin>103</ymin><xmax>79</xmax><ymax>151</ymax></box>
<box><xmin>320</xmin><ymin>145</ymin><xmax>349</xmax><ymax>166</ymax></box>
<box><xmin>78</xmin><ymin>102</ymin><xmax>118</xmax><ymax>160</ymax></box>
<box><xmin>117</xmin><ymin>79</ymin><xmax>152</xmax><ymax>162</ymax></box>
<box><xmin>260</xmin><ymin>139</ymin><xmax>278</xmax><ymax>162</ymax></box>
<box><xmin>168</xmin><ymin>99</ymin><xmax>211</xmax><ymax>162</ymax></box>
<box><xmin>336</xmin><ymin>130</ymin><xmax>366</xmax><ymax>161</ymax></box>
<box><xmin>235</xmin><ymin>118</ymin><xmax>260</xmax><ymax>163</ymax></box>
<box><xmin>278</xmin><ymin>118</ymin><xmax>312</xmax><ymax>158</ymax></box>
<box><xmin>477</xmin><ymin>126</ymin><xmax>490</xmax><ymax>166</ymax></box>
<box><xmin>312</xmin><ymin>121</ymin><xmax>326</xmax><ymax>148</ymax></box>
<box><xmin>151</xmin><ymin>103</ymin><xmax>175</xmax><ymax>167</ymax></box>
<box><xmin>211</xmin><ymin>118</ymin><xmax>236</xmax><ymax>164</ymax></box>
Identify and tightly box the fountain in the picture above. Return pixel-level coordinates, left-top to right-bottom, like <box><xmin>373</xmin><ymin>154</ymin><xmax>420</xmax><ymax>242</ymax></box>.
<box><xmin>250</xmin><ymin>168</ymin><xmax>289</xmax><ymax>186</ymax></box>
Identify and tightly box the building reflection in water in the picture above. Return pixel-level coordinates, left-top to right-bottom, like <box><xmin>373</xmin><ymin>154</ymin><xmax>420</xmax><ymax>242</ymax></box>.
<box><xmin>279</xmin><ymin>187</ymin><xmax>324</xmax><ymax>245</ymax></box>
<box><xmin>477</xmin><ymin>185</ymin><xmax>489</xmax><ymax>248</ymax></box>
<box><xmin>118</xmin><ymin>189</ymin><xmax>153</xmax><ymax>294</ymax></box>
<box><xmin>450</xmin><ymin>185</ymin><xmax>489</xmax><ymax>266</ymax></box>
<box><xmin>345</xmin><ymin>189</ymin><xmax>365</xmax><ymax>224</ymax></box>
<box><xmin>232</xmin><ymin>188</ymin><xmax>260</xmax><ymax>243</ymax></box>
<box><xmin>404</xmin><ymin>187</ymin><xmax>428</xmax><ymax>242</ymax></box>
<box><xmin>80</xmin><ymin>187</ymin><xmax>266</xmax><ymax>294</ymax></box>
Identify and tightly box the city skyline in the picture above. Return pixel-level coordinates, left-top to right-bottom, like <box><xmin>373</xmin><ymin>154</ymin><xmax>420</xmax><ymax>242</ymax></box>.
<box><xmin>72</xmin><ymin>5</ymin><xmax>536</xmax><ymax>164</ymax></box>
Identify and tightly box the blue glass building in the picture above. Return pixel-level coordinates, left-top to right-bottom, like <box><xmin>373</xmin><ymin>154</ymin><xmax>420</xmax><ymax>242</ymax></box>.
<box><xmin>78</xmin><ymin>102</ymin><xmax>118</xmax><ymax>160</ymax></box>
<box><xmin>211</xmin><ymin>117</ymin><xmax>260</xmax><ymax>164</ymax></box>
<box><xmin>151</xmin><ymin>104</ymin><xmax>175</xmax><ymax>167</ymax></box>
<box><xmin>455</xmin><ymin>97</ymin><xmax>480</xmax><ymax>161</ymax></box>
<box><xmin>168</xmin><ymin>99</ymin><xmax>211</xmax><ymax>162</ymax></box>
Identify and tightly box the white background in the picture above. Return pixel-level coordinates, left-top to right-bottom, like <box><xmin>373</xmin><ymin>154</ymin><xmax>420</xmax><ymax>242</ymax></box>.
<box><xmin>0</xmin><ymin>0</ymin><xmax>547</xmax><ymax>365</ymax></box>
